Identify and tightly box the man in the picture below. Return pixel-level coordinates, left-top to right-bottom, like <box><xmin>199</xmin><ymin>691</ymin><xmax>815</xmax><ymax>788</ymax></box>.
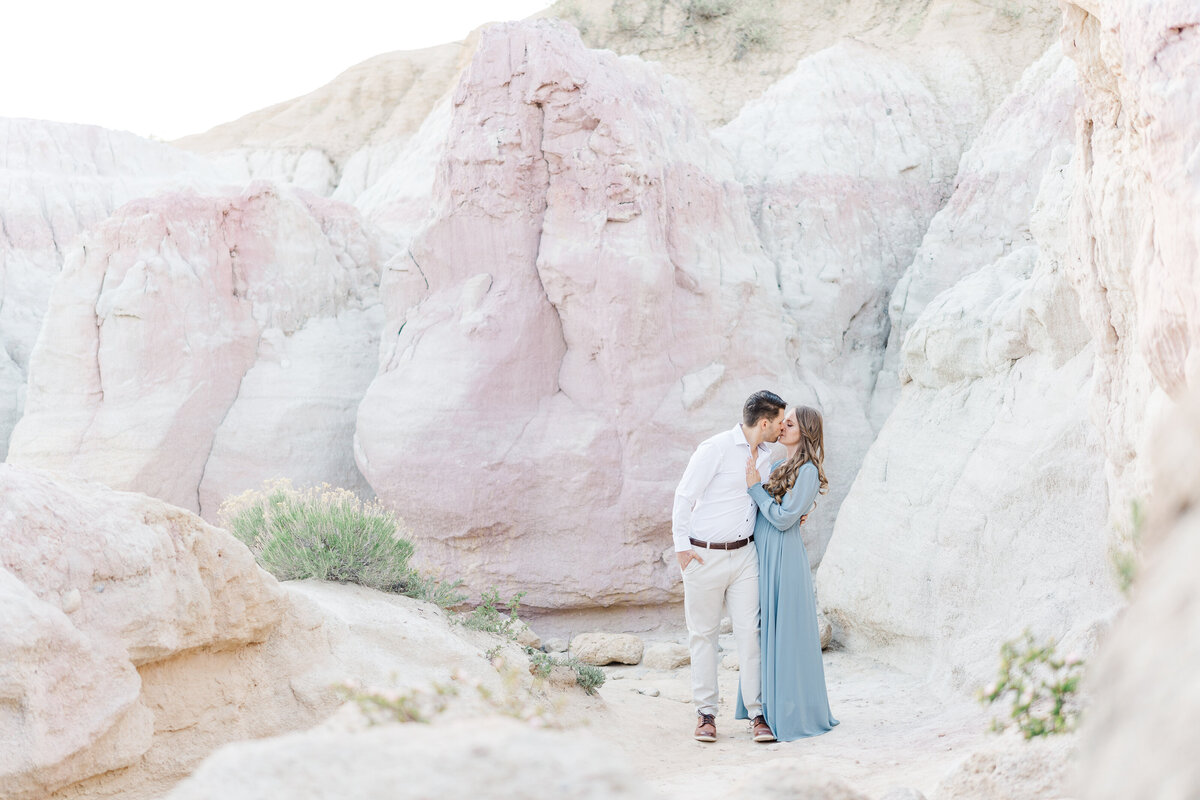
<box><xmin>673</xmin><ymin>390</ymin><xmax>786</xmax><ymax>743</ymax></box>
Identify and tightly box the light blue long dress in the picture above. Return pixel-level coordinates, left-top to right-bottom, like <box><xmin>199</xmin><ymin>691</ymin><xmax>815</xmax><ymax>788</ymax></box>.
<box><xmin>735</xmin><ymin>460</ymin><xmax>839</xmax><ymax>740</ymax></box>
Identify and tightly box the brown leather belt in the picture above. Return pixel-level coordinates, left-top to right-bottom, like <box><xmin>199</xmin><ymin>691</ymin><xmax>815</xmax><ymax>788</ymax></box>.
<box><xmin>689</xmin><ymin>535</ymin><xmax>754</xmax><ymax>551</ymax></box>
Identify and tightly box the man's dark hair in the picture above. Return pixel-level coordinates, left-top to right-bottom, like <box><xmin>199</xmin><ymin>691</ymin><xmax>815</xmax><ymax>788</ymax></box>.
<box><xmin>743</xmin><ymin>390</ymin><xmax>786</xmax><ymax>426</ymax></box>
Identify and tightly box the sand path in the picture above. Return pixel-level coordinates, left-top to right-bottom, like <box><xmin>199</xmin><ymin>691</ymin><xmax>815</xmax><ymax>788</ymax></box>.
<box><xmin>560</xmin><ymin>643</ymin><xmax>996</xmax><ymax>798</ymax></box>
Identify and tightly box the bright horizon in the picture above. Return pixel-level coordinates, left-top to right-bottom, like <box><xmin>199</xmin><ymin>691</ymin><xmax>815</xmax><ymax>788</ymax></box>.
<box><xmin>1</xmin><ymin>0</ymin><xmax>554</xmax><ymax>141</ymax></box>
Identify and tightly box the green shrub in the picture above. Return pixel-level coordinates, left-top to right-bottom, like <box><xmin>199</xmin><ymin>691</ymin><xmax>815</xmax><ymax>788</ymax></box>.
<box><xmin>521</xmin><ymin>646</ymin><xmax>607</xmax><ymax>695</ymax></box>
<box><xmin>460</xmin><ymin>587</ymin><xmax>527</xmax><ymax>636</ymax></box>
<box><xmin>569</xmin><ymin>659</ymin><xmax>607</xmax><ymax>694</ymax></box>
<box><xmin>1112</xmin><ymin>499</ymin><xmax>1145</xmax><ymax>595</ymax></box>
<box><xmin>219</xmin><ymin>479</ymin><xmax>463</xmax><ymax>607</ymax></box>
<box><xmin>978</xmin><ymin>630</ymin><xmax>1084</xmax><ymax>739</ymax></box>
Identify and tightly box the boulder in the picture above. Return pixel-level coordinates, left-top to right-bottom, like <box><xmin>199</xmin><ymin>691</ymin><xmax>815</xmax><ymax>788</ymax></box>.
<box><xmin>642</xmin><ymin>642</ymin><xmax>690</xmax><ymax>670</ymax></box>
<box><xmin>353</xmin><ymin>19</ymin><xmax>793</xmax><ymax>610</ymax></box>
<box><xmin>7</xmin><ymin>182</ymin><xmax>382</xmax><ymax>516</ymax></box>
<box><xmin>162</xmin><ymin>717</ymin><xmax>656</xmax><ymax>800</ymax></box>
<box><xmin>0</xmin><ymin>118</ymin><xmax>226</xmax><ymax>458</ymax></box>
<box><xmin>511</xmin><ymin>619</ymin><xmax>542</xmax><ymax>650</ymax></box>
<box><xmin>932</xmin><ymin>734</ymin><xmax>1078</xmax><ymax>800</ymax></box>
<box><xmin>0</xmin><ymin>464</ymin><xmax>285</xmax><ymax>799</ymax></box>
<box><xmin>570</xmin><ymin>632</ymin><xmax>644</xmax><ymax>666</ymax></box>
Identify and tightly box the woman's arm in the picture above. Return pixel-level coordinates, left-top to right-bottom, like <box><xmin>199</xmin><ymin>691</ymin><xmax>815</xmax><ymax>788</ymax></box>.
<box><xmin>748</xmin><ymin>464</ymin><xmax>819</xmax><ymax>531</ymax></box>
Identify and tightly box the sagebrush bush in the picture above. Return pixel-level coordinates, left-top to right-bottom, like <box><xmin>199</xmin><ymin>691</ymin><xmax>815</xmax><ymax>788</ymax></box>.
<box><xmin>220</xmin><ymin>480</ymin><xmax>463</xmax><ymax>606</ymax></box>
<box><xmin>460</xmin><ymin>587</ymin><xmax>526</xmax><ymax>635</ymax></box>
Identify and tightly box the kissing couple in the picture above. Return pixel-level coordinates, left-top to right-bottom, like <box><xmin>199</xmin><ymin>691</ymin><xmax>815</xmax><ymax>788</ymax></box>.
<box><xmin>672</xmin><ymin>390</ymin><xmax>839</xmax><ymax>743</ymax></box>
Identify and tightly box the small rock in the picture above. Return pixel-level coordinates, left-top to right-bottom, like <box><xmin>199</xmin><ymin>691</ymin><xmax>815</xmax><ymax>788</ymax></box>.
<box><xmin>643</xmin><ymin>642</ymin><xmax>690</xmax><ymax>670</ymax></box>
<box><xmin>511</xmin><ymin>619</ymin><xmax>541</xmax><ymax>650</ymax></box>
<box><xmin>636</xmin><ymin>688</ymin><xmax>660</xmax><ymax>697</ymax></box>
<box><xmin>818</xmin><ymin>612</ymin><xmax>833</xmax><ymax>650</ymax></box>
<box><xmin>60</xmin><ymin>588</ymin><xmax>82</xmax><ymax>614</ymax></box>
<box><xmin>570</xmin><ymin>632</ymin><xmax>644</xmax><ymax>666</ymax></box>
<box><xmin>547</xmin><ymin>665</ymin><xmax>578</xmax><ymax>690</ymax></box>
<box><xmin>720</xmin><ymin>617</ymin><xmax>733</xmax><ymax>634</ymax></box>
<box><xmin>543</xmin><ymin>637</ymin><xmax>568</xmax><ymax>653</ymax></box>
<box><xmin>721</xmin><ymin>652</ymin><xmax>739</xmax><ymax>670</ymax></box>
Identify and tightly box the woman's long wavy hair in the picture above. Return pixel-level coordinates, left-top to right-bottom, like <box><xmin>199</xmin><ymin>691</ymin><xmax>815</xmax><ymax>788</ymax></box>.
<box><xmin>763</xmin><ymin>406</ymin><xmax>829</xmax><ymax>503</ymax></box>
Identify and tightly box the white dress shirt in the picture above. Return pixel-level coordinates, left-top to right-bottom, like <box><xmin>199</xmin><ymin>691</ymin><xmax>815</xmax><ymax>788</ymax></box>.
<box><xmin>672</xmin><ymin>424</ymin><xmax>774</xmax><ymax>552</ymax></box>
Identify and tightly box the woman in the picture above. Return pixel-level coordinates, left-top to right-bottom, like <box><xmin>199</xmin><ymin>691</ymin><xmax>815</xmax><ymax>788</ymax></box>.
<box><xmin>735</xmin><ymin>406</ymin><xmax>839</xmax><ymax>741</ymax></box>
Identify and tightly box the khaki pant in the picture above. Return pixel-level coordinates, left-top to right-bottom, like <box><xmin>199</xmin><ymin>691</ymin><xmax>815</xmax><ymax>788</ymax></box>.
<box><xmin>681</xmin><ymin>544</ymin><xmax>761</xmax><ymax>717</ymax></box>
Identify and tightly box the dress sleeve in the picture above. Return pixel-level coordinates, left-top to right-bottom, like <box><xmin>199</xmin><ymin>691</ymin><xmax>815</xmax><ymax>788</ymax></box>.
<box><xmin>747</xmin><ymin>463</ymin><xmax>819</xmax><ymax>532</ymax></box>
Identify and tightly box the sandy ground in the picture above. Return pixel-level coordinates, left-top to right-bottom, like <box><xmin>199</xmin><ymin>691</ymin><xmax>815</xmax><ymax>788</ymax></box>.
<box><xmin>559</xmin><ymin>642</ymin><xmax>996</xmax><ymax>799</ymax></box>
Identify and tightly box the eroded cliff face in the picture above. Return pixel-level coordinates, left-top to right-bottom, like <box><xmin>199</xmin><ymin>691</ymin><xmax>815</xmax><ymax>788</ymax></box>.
<box><xmin>6</xmin><ymin>184</ymin><xmax>382</xmax><ymax>513</ymax></box>
<box><xmin>0</xmin><ymin>119</ymin><xmax>227</xmax><ymax>459</ymax></box>
<box><xmin>1062</xmin><ymin>0</ymin><xmax>1200</xmax><ymax>529</ymax></box>
<box><xmin>818</xmin><ymin>48</ymin><xmax>1122</xmax><ymax>686</ymax></box>
<box><xmin>354</xmin><ymin>20</ymin><xmax>793</xmax><ymax>609</ymax></box>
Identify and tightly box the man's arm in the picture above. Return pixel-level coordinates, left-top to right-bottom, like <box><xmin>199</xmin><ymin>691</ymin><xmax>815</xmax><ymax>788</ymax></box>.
<box><xmin>672</xmin><ymin>441</ymin><xmax>720</xmax><ymax>566</ymax></box>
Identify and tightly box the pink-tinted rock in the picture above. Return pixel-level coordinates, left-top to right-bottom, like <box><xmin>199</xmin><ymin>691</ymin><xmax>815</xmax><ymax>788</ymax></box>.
<box><xmin>354</xmin><ymin>20</ymin><xmax>791</xmax><ymax>609</ymax></box>
<box><xmin>714</xmin><ymin>40</ymin><xmax>961</xmax><ymax>571</ymax></box>
<box><xmin>0</xmin><ymin>118</ymin><xmax>226</xmax><ymax>458</ymax></box>
<box><xmin>7</xmin><ymin>183</ymin><xmax>381</xmax><ymax>514</ymax></box>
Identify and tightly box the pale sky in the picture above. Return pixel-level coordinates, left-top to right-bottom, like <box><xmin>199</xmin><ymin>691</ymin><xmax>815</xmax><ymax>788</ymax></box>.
<box><xmin>0</xmin><ymin>0</ymin><xmax>554</xmax><ymax>141</ymax></box>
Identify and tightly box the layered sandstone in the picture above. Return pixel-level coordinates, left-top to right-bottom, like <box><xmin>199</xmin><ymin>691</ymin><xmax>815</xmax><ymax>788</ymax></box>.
<box><xmin>0</xmin><ymin>465</ymin><xmax>285</xmax><ymax>800</ymax></box>
<box><xmin>354</xmin><ymin>20</ymin><xmax>793</xmax><ymax>610</ymax></box>
<box><xmin>0</xmin><ymin>118</ymin><xmax>226</xmax><ymax>458</ymax></box>
<box><xmin>819</xmin><ymin>48</ymin><xmax>1123</xmax><ymax>686</ymax></box>
<box><xmin>6</xmin><ymin>183</ymin><xmax>382</xmax><ymax>514</ymax></box>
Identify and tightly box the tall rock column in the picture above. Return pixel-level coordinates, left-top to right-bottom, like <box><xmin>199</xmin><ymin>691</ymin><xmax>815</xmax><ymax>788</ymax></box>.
<box><xmin>354</xmin><ymin>20</ymin><xmax>792</xmax><ymax>610</ymax></box>
<box><xmin>1062</xmin><ymin>0</ymin><xmax>1200</xmax><ymax>529</ymax></box>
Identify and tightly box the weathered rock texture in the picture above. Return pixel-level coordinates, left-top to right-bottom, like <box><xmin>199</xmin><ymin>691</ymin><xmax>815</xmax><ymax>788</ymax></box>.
<box><xmin>1078</xmin><ymin>386</ymin><xmax>1200</xmax><ymax>800</ymax></box>
<box><xmin>932</xmin><ymin>734</ymin><xmax>1078</xmax><ymax>800</ymax></box>
<box><xmin>7</xmin><ymin>183</ymin><xmax>382</xmax><ymax>514</ymax></box>
<box><xmin>0</xmin><ymin>465</ymin><xmax>285</xmax><ymax>800</ymax></box>
<box><xmin>714</xmin><ymin>40</ymin><xmax>960</xmax><ymax>569</ymax></box>
<box><xmin>0</xmin><ymin>118</ymin><xmax>225</xmax><ymax>459</ymax></box>
<box><xmin>353</xmin><ymin>20</ymin><xmax>793</xmax><ymax>610</ymax></box>
<box><xmin>0</xmin><ymin>464</ymin><xmax>538</xmax><ymax>799</ymax></box>
<box><xmin>1063</xmin><ymin>0</ymin><xmax>1200</xmax><ymax>528</ymax></box>
<box><xmin>1067</xmin><ymin>7</ymin><xmax>1200</xmax><ymax>791</ymax></box>
<box><xmin>819</xmin><ymin>47</ymin><xmax>1122</xmax><ymax>686</ymax></box>
<box><xmin>163</xmin><ymin>717</ymin><xmax>656</xmax><ymax>800</ymax></box>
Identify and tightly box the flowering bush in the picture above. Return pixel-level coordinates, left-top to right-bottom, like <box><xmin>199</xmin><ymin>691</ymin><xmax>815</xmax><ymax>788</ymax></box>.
<box><xmin>978</xmin><ymin>630</ymin><xmax>1084</xmax><ymax>739</ymax></box>
<box><xmin>220</xmin><ymin>479</ymin><xmax>464</xmax><ymax>607</ymax></box>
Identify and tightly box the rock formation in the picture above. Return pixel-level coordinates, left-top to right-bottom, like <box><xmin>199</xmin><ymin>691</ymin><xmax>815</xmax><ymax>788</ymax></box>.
<box><xmin>162</xmin><ymin>717</ymin><xmax>655</xmax><ymax>800</ymax></box>
<box><xmin>0</xmin><ymin>118</ymin><xmax>226</xmax><ymax>459</ymax></box>
<box><xmin>1062</xmin><ymin>0</ymin><xmax>1200</xmax><ymax>527</ymax></box>
<box><xmin>0</xmin><ymin>465</ymin><xmax>285</xmax><ymax>800</ymax></box>
<box><xmin>714</xmin><ymin>40</ymin><xmax>960</xmax><ymax>569</ymax></box>
<box><xmin>353</xmin><ymin>19</ymin><xmax>793</xmax><ymax>610</ymax></box>
<box><xmin>819</xmin><ymin>47</ymin><xmax>1123</xmax><ymax>686</ymax></box>
<box><xmin>6</xmin><ymin>183</ymin><xmax>382</xmax><ymax>514</ymax></box>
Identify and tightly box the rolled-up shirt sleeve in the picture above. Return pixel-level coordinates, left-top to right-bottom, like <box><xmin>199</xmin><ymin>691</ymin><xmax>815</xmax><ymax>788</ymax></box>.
<box><xmin>672</xmin><ymin>441</ymin><xmax>719</xmax><ymax>552</ymax></box>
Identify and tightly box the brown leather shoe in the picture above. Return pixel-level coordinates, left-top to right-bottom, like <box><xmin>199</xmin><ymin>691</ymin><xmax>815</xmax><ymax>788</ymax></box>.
<box><xmin>752</xmin><ymin>715</ymin><xmax>775</xmax><ymax>742</ymax></box>
<box><xmin>694</xmin><ymin>712</ymin><xmax>717</xmax><ymax>742</ymax></box>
